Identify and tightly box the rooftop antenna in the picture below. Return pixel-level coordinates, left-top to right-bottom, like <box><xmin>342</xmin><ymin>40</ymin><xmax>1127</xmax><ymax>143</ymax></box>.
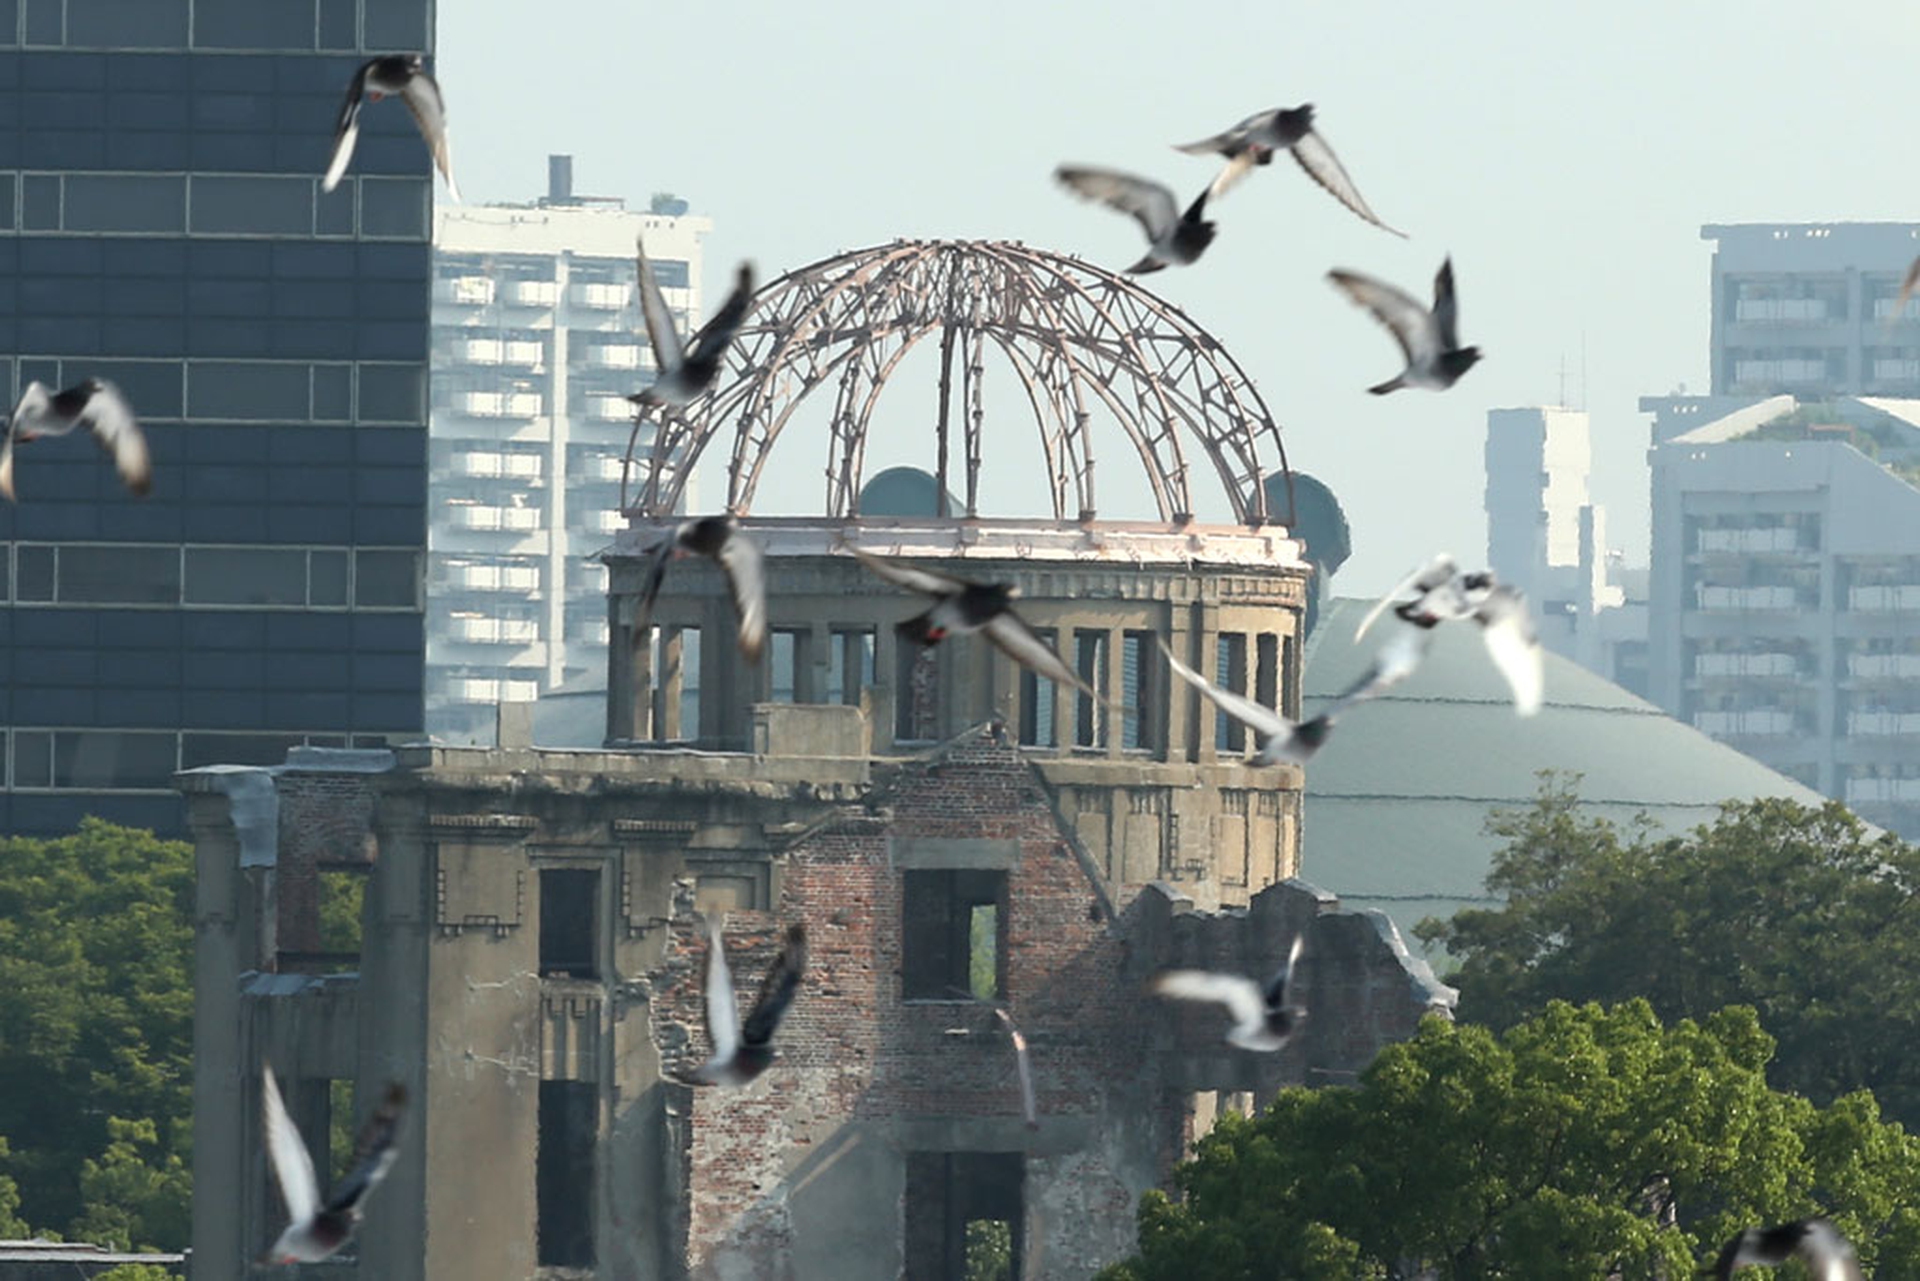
<box><xmin>1557</xmin><ymin>353</ymin><xmax>1569</xmax><ymax>409</ymax></box>
<box><xmin>1580</xmin><ymin>330</ymin><xmax>1588</xmax><ymax>412</ymax></box>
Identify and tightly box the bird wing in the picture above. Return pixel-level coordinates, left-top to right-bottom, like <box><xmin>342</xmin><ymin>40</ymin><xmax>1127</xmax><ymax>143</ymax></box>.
<box><xmin>1320</xmin><ymin>625</ymin><xmax>1431</xmax><ymax>721</ymax></box>
<box><xmin>702</xmin><ymin>915</ymin><xmax>740</xmax><ymax>1066</ymax></box>
<box><xmin>1054</xmin><ymin>166</ymin><xmax>1181</xmax><ymax>243</ymax></box>
<box><xmin>1354</xmin><ymin>554</ymin><xmax>1460</xmax><ymax>641</ymax></box>
<box><xmin>1474</xmin><ymin>586</ymin><xmax>1543</xmax><ymax>716</ymax></box>
<box><xmin>684</xmin><ymin>263</ymin><xmax>757</xmax><ymax>370</ymax></box>
<box><xmin>1158</xmin><ymin>639</ymin><xmax>1291</xmax><ymax>742</ymax></box>
<box><xmin>1327</xmin><ymin>269</ymin><xmax>1440</xmax><ymax>369</ymax></box>
<box><xmin>1205</xmin><ymin>151</ymin><xmax>1264</xmax><ymax>201</ymax></box>
<box><xmin>1799</xmin><ymin>1221</ymin><xmax>1864</xmax><ymax>1281</ymax></box>
<box><xmin>739</xmin><ymin>923</ymin><xmax>807</xmax><ymax>1049</ymax></box>
<box><xmin>1432</xmin><ymin>257</ymin><xmax>1463</xmax><ymax>349</ymax></box>
<box><xmin>634</xmin><ymin>533</ymin><xmax>677</xmax><ymax>619</ymax></box>
<box><xmin>635</xmin><ymin>236</ymin><xmax>686</xmax><ymax>377</ymax></box>
<box><xmin>397</xmin><ymin>68</ymin><xmax>460</xmax><ymax>201</ymax></box>
<box><xmin>1894</xmin><ymin>256</ymin><xmax>1920</xmax><ymax>326</ymax></box>
<box><xmin>321</xmin><ymin>60</ymin><xmax>373</xmax><ymax>193</ymax></box>
<box><xmin>991</xmin><ymin>1008</ymin><xmax>1039</xmax><ymax>1130</ymax></box>
<box><xmin>0</xmin><ymin>382</ymin><xmax>49</xmax><ymax>502</ymax></box>
<box><xmin>1172</xmin><ymin>109</ymin><xmax>1273</xmax><ymax>156</ymax></box>
<box><xmin>79</xmin><ymin>381</ymin><xmax>151</xmax><ymax>495</ymax></box>
<box><xmin>1290</xmin><ymin>129</ymin><xmax>1405</xmax><ymax>237</ymax></box>
<box><xmin>1268</xmin><ymin>932</ymin><xmax>1308</xmax><ymax>1012</ymax></box>
<box><xmin>849</xmin><ymin>546</ymin><xmax>973</xmax><ymax>598</ymax></box>
<box><xmin>716</xmin><ymin>525</ymin><xmax>768</xmax><ymax>663</ymax></box>
<box><xmin>1151</xmin><ymin>971</ymin><xmax>1268</xmax><ymax>1041</ymax></box>
<box><xmin>983</xmin><ymin>610</ymin><xmax>1098</xmax><ymax>700</ymax></box>
<box><xmin>262</xmin><ymin>1065</ymin><xmax>321</xmax><ymax>1226</ymax></box>
<box><xmin>321</xmin><ymin>1082</ymin><xmax>407</xmax><ymax>1218</ymax></box>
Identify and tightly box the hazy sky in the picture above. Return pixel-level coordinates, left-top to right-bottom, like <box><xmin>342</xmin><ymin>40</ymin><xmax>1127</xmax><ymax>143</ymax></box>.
<box><xmin>440</xmin><ymin>1</ymin><xmax>1920</xmax><ymax>592</ymax></box>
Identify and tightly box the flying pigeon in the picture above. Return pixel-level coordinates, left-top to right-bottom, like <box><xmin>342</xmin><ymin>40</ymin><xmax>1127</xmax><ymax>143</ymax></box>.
<box><xmin>1706</xmin><ymin>1218</ymin><xmax>1863</xmax><ymax>1280</ymax></box>
<box><xmin>1151</xmin><ymin>933</ymin><xmax>1308</xmax><ymax>1052</ymax></box>
<box><xmin>1174</xmin><ymin>103</ymin><xmax>1404</xmax><ymax>235</ymax></box>
<box><xmin>1</xmin><ymin>379</ymin><xmax>151</xmax><ymax>501</ymax></box>
<box><xmin>322</xmin><ymin>54</ymin><xmax>460</xmax><ymax>200</ymax></box>
<box><xmin>1327</xmin><ymin>258</ymin><xmax>1482</xmax><ymax>394</ymax></box>
<box><xmin>1892</xmin><ymin>256</ymin><xmax>1920</xmax><ymax>325</ymax></box>
<box><xmin>686</xmin><ymin>916</ymin><xmax>808</xmax><ymax>1088</ymax></box>
<box><xmin>991</xmin><ymin>1007</ymin><xmax>1039</xmax><ymax>1131</ymax></box>
<box><xmin>849</xmin><ymin>547</ymin><xmax>1099</xmax><ymax>699</ymax></box>
<box><xmin>1356</xmin><ymin>555</ymin><xmax>1543</xmax><ymax>716</ymax></box>
<box><xmin>260</xmin><ymin>1064</ymin><xmax>406</xmax><ymax>1264</ymax></box>
<box><xmin>635</xmin><ymin>515</ymin><xmax>767</xmax><ymax>662</ymax></box>
<box><xmin>1158</xmin><ymin>632</ymin><xmax>1424</xmax><ymax>766</ymax></box>
<box><xmin>628</xmin><ymin>238</ymin><xmax>756</xmax><ymax>409</ymax></box>
<box><xmin>1053</xmin><ymin>165</ymin><xmax>1216</xmax><ymax>274</ymax></box>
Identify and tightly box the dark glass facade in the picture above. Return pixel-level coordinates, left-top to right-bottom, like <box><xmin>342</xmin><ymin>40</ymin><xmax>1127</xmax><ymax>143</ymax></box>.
<box><xmin>0</xmin><ymin>0</ymin><xmax>435</xmax><ymax>835</ymax></box>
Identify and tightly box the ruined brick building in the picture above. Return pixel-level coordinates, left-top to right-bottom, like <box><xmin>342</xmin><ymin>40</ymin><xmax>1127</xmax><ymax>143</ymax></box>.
<box><xmin>178</xmin><ymin>242</ymin><xmax>1454</xmax><ymax>1278</ymax></box>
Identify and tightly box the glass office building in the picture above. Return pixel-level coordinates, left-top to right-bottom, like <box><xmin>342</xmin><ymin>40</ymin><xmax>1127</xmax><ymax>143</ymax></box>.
<box><xmin>0</xmin><ymin>0</ymin><xmax>435</xmax><ymax>836</ymax></box>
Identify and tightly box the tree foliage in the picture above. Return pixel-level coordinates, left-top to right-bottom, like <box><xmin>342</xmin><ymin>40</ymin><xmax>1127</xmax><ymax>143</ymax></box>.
<box><xmin>1100</xmin><ymin>1002</ymin><xmax>1920</xmax><ymax>1279</ymax></box>
<box><xmin>1416</xmin><ymin>774</ymin><xmax>1920</xmax><ymax>1127</ymax></box>
<box><xmin>0</xmin><ymin>819</ymin><xmax>194</xmax><ymax>1248</ymax></box>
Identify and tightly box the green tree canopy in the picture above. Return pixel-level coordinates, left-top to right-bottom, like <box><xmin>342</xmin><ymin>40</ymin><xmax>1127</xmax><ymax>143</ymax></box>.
<box><xmin>1415</xmin><ymin>774</ymin><xmax>1920</xmax><ymax>1128</ymax></box>
<box><xmin>1101</xmin><ymin>1002</ymin><xmax>1920</xmax><ymax>1279</ymax></box>
<box><xmin>0</xmin><ymin>819</ymin><xmax>193</xmax><ymax>1249</ymax></box>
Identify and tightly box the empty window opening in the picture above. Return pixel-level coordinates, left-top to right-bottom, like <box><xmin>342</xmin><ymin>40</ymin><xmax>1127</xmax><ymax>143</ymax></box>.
<box><xmin>828</xmin><ymin>627</ymin><xmax>877</xmax><ymax>706</ymax></box>
<box><xmin>539</xmin><ymin>869</ymin><xmax>599</xmax><ymax>980</ymax></box>
<box><xmin>537</xmin><ymin>1080</ymin><xmax>597</xmax><ymax>1269</ymax></box>
<box><xmin>1018</xmin><ymin>628</ymin><xmax>1058</xmax><ymax>748</ymax></box>
<box><xmin>904</xmin><ymin>1151</ymin><xmax>1024</xmax><ymax>1281</ymax></box>
<box><xmin>318</xmin><ymin>867</ymin><xmax>366</xmax><ymax>959</ymax></box>
<box><xmin>1122</xmin><ymin>631</ymin><xmax>1157</xmax><ymax>751</ymax></box>
<box><xmin>896</xmin><ymin>633</ymin><xmax>941</xmax><ymax>743</ymax></box>
<box><xmin>902</xmin><ymin>869</ymin><xmax>1006</xmax><ymax>1000</ymax></box>
<box><xmin>769</xmin><ymin>629</ymin><xmax>805</xmax><ymax>703</ymax></box>
<box><xmin>1074</xmin><ymin>630</ymin><xmax>1109</xmax><ymax>749</ymax></box>
<box><xmin>1214</xmin><ymin>633</ymin><xmax>1249</xmax><ymax>752</ymax></box>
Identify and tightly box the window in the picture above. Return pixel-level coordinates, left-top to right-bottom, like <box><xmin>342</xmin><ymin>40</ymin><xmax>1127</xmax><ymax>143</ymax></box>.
<box><xmin>828</xmin><ymin>627</ymin><xmax>876</xmax><ymax>706</ymax></box>
<box><xmin>769</xmin><ymin>630</ymin><xmax>804</xmax><ymax>703</ymax></box>
<box><xmin>1018</xmin><ymin>628</ymin><xmax>1057</xmax><ymax>748</ymax></box>
<box><xmin>190</xmin><ymin>176</ymin><xmax>314</xmax><ymax>236</ymax></box>
<box><xmin>54</xmin><ymin>730</ymin><xmax>177</xmax><ymax>790</ymax></box>
<box><xmin>180</xmin><ymin>732</ymin><xmax>305</xmax><ymax>769</ymax></box>
<box><xmin>192</xmin><ymin>0</ymin><xmax>315</xmax><ymax>48</ymax></box>
<box><xmin>537</xmin><ymin>1081</ymin><xmax>597</xmax><ymax>1268</ymax></box>
<box><xmin>61</xmin><ymin>545</ymin><xmax>180</xmax><ymax>604</ymax></box>
<box><xmin>360</xmin><ymin>178</ymin><xmax>429</xmax><ymax>240</ymax></box>
<box><xmin>310</xmin><ymin>551</ymin><xmax>349</xmax><ymax>606</ymax></box>
<box><xmin>359</xmin><ymin>364</ymin><xmax>426</xmax><ymax>424</ymax></box>
<box><xmin>1214</xmin><ymin>633</ymin><xmax>1249</xmax><ymax>752</ymax></box>
<box><xmin>63</xmin><ymin>175</ymin><xmax>186</xmax><ymax>233</ymax></box>
<box><xmin>539</xmin><ymin>869</ymin><xmax>599</xmax><ymax>980</ymax></box>
<box><xmin>15</xmin><ymin>546</ymin><xmax>52</xmax><ymax>602</ymax></box>
<box><xmin>904</xmin><ymin>1151</ymin><xmax>1024</xmax><ymax>1281</ymax></box>
<box><xmin>188</xmin><ymin>360</ymin><xmax>310</xmax><ymax>421</ymax></box>
<box><xmin>12</xmin><ymin>732</ymin><xmax>53</xmax><ymax>788</ymax></box>
<box><xmin>902</xmin><ymin>870</ymin><xmax>1005</xmax><ymax>1001</ymax></box>
<box><xmin>1256</xmin><ymin>633</ymin><xmax>1280</xmax><ymax>719</ymax></box>
<box><xmin>185</xmin><ymin>547</ymin><xmax>306</xmax><ymax>606</ymax></box>
<box><xmin>1074</xmin><ymin>630</ymin><xmax>1108</xmax><ymax>749</ymax></box>
<box><xmin>1122</xmin><ymin>631</ymin><xmax>1157</xmax><ymax>751</ymax></box>
<box><xmin>355</xmin><ymin>550</ymin><xmax>420</xmax><ymax>609</ymax></box>
<box><xmin>896</xmin><ymin>632</ymin><xmax>941</xmax><ymax>743</ymax></box>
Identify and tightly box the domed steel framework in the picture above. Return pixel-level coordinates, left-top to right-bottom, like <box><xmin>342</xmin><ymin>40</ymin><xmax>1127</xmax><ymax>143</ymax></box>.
<box><xmin>621</xmin><ymin>238</ymin><xmax>1294</xmax><ymax>525</ymax></box>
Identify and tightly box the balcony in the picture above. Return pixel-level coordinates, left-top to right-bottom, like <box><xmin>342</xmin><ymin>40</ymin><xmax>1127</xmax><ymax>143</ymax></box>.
<box><xmin>436</xmin><ymin>276</ymin><xmax>495</xmax><ymax>306</ymax></box>
<box><xmin>1874</xmin><ymin>359</ymin><xmax>1920</xmax><ymax>381</ymax></box>
<box><xmin>1849</xmin><ymin>585</ymin><xmax>1920</xmax><ymax>613</ymax></box>
<box><xmin>1733</xmin><ymin>298</ymin><xmax>1829</xmax><ymax>323</ymax></box>
<box><xmin>1696</xmin><ymin>528</ymin><xmax>1805</xmax><ymax>554</ymax></box>
<box><xmin>1733</xmin><ymin>359</ymin><xmax>1828</xmax><ymax>384</ymax></box>
<box><xmin>575</xmin><ymin>456</ymin><xmax>627</xmax><ymax>484</ymax></box>
<box><xmin>586</xmin><ymin>396</ymin><xmax>635</xmax><ymax>421</ymax></box>
<box><xmin>507</xmin><ymin>280</ymin><xmax>561</xmax><ymax>308</ymax></box>
<box><xmin>584</xmin><ymin>510</ymin><xmax>627</xmax><ymax>535</ymax></box>
<box><xmin>1845</xmin><ymin>777</ymin><xmax>1920</xmax><ymax>803</ymax></box>
<box><xmin>449</xmin><ymin>565</ymin><xmax>541</xmax><ymax>592</ymax></box>
<box><xmin>570</xmin><ymin>282</ymin><xmax>629</xmax><ymax>310</ymax></box>
<box><xmin>503</xmin><ymin>340</ymin><xmax>545</xmax><ymax>366</ymax></box>
<box><xmin>448</xmin><ymin>505</ymin><xmax>542</xmax><ymax>532</ymax></box>
<box><xmin>448</xmin><ymin>615</ymin><xmax>541</xmax><ymax>644</ymax></box>
<box><xmin>457</xmin><ymin>338</ymin><xmax>505</xmax><ymax>365</ymax></box>
<box><xmin>451</xmin><ymin>677</ymin><xmax>543</xmax><ymax>703</ymax></box>
<box><xmin>454</xmin><ymin>391</ymin><xmax>543</xmax><ymax>419</ymax></box>
<box><xmin>1693</xmin><ymin>710</ymin><xmax>1795</xmax><ymax>736</ymax></box>
<box><xmin>580</xmin><ymin>343</ymin><xmax>642</xmax><ymax>370</ymax></box>
<box><xmin>1849</xmin><ymin>654</ymin><xmax>1920</xmax><ymax>679</ymax></box>
<box><xmin>451</xmin><ymin>452</ymin><xmax>542</xmax><ymax>480</ymax></box>
<box><xmin>1695</xmin><ymin>585</ymin><xmax>1801</xmax><ymax>612</ymax></box>
<box><xmin>1874</xmin><ymin>297</ymin><xmax>1920</xmax><ymax>321</ymax></box>
<box><xmin>1694</xmin><ymin>653</ymin><xmax>1798</xmax><ymax>678</ymax></box>
<box><xmin>1848</xmin><ymin>711</ymin><xmax>1920</xmax><ymax>736</ymax></box>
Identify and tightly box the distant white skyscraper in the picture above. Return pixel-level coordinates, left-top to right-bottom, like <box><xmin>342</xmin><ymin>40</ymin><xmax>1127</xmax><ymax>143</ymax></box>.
<box><xmin>426</xmin><ymin>158</ymin><xmax>712</xmax><ymax>742</ymax></box>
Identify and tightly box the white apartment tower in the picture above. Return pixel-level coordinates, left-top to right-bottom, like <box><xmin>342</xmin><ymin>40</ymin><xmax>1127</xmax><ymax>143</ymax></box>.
<box><xmin>427</xmin><ymin>158</ymin><xmax>710</xmax><ymax>742</ymax></box>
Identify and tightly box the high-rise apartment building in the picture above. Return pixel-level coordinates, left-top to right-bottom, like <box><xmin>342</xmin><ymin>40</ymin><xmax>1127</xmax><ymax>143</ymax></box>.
<box><xmin>426</xmin><ymin>159</ymin><xmax>709</xmax><ymax>742</ymax></box>
<box><xmin>1704</xmin><ymin>222</ymin><xmax>1920</xmax><ymax>397</ymax></box>
<box><xmin>0</xmin><ymin>2</ymin><xmax>435</xmax><ymax>836</ymax></box>
<box><xmin>1646</xmin><ymin>395</ymin><xmax>1920</xmax><ymax>838</ymax></box>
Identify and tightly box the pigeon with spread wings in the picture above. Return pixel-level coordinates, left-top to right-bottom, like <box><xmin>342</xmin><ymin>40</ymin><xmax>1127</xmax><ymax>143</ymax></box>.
<box><xmin>1054</xmin><ymin>165</ymin><xmax>1216</xmax><ymax>274</ymax></box>
<box><xmin>687</xmin><ymin>916</ymin><xmax>808</xmax><ymax>1088</ymax></box>
<box><xmin>260</xmin><ymin>1064</ymin><xmax>406</xmax><ymax>1264</ymax></box>
<box><xmin>1327</xmin><ymin>257</ymin><xmax>1482</xmax><ymax>394</ymax></box>
<box><xmin>322</xmin><ymin>54</ymin><xmax>460</xmax><ymax>200</ymax></box>
<box><xmin>629</xmin><ymin>237</ymin><xmax>756</xmax><ymax>409</ymax></box>
<box><xmin>1175</xmin><ymin>103</ymin><xmax>1404</xmax><ymax>236</ymax></box>
<box><xmin>1158</xmin><ymin>631</ymin><xmax>1424</xmax><ymax>766</ymax></box>
<box><xmin>851</xmin><ymin>547</ymin><xmax>1099</xmax><ymax>700</ymax></box>
<box><xmin>1</xmin><ymin>379</ymin><xmax>151</xmax><ymax>501</ymax></box>
<box><xmin>1706</xmin><ymin>1218</ymin><xmax>1863</xmax><ymax>1280</ymax></box>
<box><xmin>634</xmin><ymin>515</ymin><xmax>767</xmax><ymax>662</ymax></box>
<box><xmin>1357</xmin><ymin>555</ymin><xmax>1543</xmax><ymax>716</ymax></box>
<box><xmin>1151</xmin><ymin>934</ymin><xmax>1308</xmax><ymax>1052</ymax></box>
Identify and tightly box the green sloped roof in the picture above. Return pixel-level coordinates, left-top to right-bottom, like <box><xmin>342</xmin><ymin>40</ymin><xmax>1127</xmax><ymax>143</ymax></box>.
<box><xmin>1300</xmin><ymin>597</ymin><xmax>1828</xmax><ymax>932</ymax></box>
